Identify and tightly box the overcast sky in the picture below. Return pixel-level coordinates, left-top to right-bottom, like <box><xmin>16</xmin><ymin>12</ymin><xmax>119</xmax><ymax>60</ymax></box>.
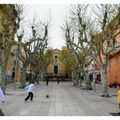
<box><xmin>21</xmin><ymin>4</ymin><xmax>69</xmax><ymax>50</ymax></box>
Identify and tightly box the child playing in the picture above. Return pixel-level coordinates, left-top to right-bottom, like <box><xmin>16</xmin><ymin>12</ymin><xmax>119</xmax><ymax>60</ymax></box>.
<box><xmin>24</xmin><ymin>81</ymin><xmax>36</xmax><ymax>102</ymax></box>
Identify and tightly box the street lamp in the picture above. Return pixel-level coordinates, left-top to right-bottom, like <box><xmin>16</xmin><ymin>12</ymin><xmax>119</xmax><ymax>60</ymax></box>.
<box><xmin>93</xmin><ymin>58</ymin><xmax>96</xmax><ymax>92</ymax></box>
<box><xmin>14</xmin><ymin>48</ymin><xmax>19</xmax><ymax>91</ymax></box>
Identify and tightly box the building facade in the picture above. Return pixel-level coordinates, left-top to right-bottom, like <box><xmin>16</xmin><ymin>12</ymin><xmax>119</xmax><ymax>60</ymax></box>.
<box><xmin>47</xmin><ymin>49</ymin><xmax>70</xmax><ymax>75</ymax></box>
<box><xmin>108</xmin><ymin>49</ymin><xmax>120</xmax><ymax>85</ymax></box>
<box><xmin>107</xmin><ymin>25</ymin><xmax>120</xmax><ymax>86</ymax></box>
<box><xmin>6</xmin><ymin>43</ymin><xmax>25</xmax><ymax>82</ymax></box>
<box><xmin>0</xmin><ymin>5</ymin><xmax>19</xmax><ymax>86</ymax></box>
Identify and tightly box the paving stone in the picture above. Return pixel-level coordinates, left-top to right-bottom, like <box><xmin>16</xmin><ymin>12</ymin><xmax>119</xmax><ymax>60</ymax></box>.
<box><xmin>0</xmin><ymin>81</ymin><xmax>119</xmax><ymax>116</ymax></box>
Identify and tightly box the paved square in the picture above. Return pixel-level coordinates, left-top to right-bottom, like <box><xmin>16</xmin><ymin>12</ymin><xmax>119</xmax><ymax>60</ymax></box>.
<box><xmin>0</xmin><ymin>81</ymin><xmax>119</xmax><ymax>116</ymax></box>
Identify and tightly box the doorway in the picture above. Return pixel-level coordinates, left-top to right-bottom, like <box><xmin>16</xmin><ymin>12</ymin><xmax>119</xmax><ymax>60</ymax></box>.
<box><xmin>54</xmin><ymin>66</ymin><xmax>58</xmax><ymax>74</ymax></box>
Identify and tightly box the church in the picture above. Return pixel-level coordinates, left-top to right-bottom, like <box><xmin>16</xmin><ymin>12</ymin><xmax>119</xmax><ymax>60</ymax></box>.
<box><xmin>47</xmin><ymin>49</ymin><xmax>71</xmax><ymax>77</ymax></box>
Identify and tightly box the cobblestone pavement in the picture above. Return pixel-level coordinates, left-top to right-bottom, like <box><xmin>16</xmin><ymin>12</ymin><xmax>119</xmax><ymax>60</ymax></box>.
<box><xmin>0</xmin><ymin>81</ymin><xmax>120</xmax><ymax>116</ymax></box>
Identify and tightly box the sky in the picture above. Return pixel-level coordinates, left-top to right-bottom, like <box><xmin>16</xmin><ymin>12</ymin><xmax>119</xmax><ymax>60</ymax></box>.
<box><xmin>21</xmin><ymin>4</ymin><xmax>69</xmax><ymax>50</ymax></box>
<box><xmin>14</xmin><ymin>3</ymin><xmax>120</xmax><ymax>50</ymax></box>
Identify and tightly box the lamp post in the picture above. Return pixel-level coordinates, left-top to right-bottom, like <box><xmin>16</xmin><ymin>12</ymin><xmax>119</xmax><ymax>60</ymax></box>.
<box><xmin>93</xmin><ymin>58</ymin><xmax>96</xmax><ymax>92</ymax></box>
<box><xmin>14</xmin><ymin>48</ymin><xmax>19</xmax><ymax>91</ymax></box>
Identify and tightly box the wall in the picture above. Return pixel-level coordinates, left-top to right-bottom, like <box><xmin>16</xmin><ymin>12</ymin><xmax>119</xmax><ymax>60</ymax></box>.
<box><xmin>108</xmin><ymin>51</ymin><xmax>120</xmax><ymax>85</ymax></box>
<box><xmin>5</xmin><ymin>44</ymin><xmax>25</xmax><ymax>82</ymax></box>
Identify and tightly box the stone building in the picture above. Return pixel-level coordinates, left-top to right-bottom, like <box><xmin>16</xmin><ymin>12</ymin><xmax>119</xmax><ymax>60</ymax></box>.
<box><xmin>0</xmin><ymin>42</ymin><xmax>25</xmax><ymax>83</ymax></box>
<box><xmin>47</xmin><ymin>49</ymin><xmax>71</xmax><ymax>76</ymax></box>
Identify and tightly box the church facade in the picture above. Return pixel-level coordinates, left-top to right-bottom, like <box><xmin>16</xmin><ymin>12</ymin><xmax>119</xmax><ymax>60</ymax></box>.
<box><xmin>47</xmin><ymin>49</ymin><xmax>70</xmax><ymax>75</ymax></box>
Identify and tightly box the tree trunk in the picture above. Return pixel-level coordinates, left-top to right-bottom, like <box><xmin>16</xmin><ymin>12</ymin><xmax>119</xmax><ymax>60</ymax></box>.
<box><xmin>40</xmin><ymin>72</ymin><xmax>44</xmax><ymax>81</ymax></box>
<box><xmin>72</xmin><ymin>71</ymin><xmax>74</xmax><ymax>82</ymax></box>
<box><xmin>77</xmin><ymin>72</ymin><xmax>82</xmax><ymax>87</ymax></box>
<box><xmin>76</xmin><ymin>72</ymin><xmax>79</xmax><ymax>85</ymax></box>
<box><xmin>79</xmin><ymin>79</ymin><xmax>82</xmax><ymax>87</ymax></box>
<box><xmin>85</xmin><ymin>73</ymin><xmax>92</xmax><ymax>90</ymax></box>
<box><xmin>1</xmin><ymin>49</ymin><xmax>6</xmax><ymax>94</ymax></box>
<box><xmin>101</xmin><ymin>63</ymin><xmax>109</xmax><ymax>97</ymax></box>
<box><xmin>83</xmin><ymin>70</ymin><xmax>92</xmax><ymax>90</ymax></box>
<box><xmin>1</xmin><ymin>33</ymin><xmax>7</xmax><ymax>94</ymax></box>
<box><xmin>72</xmin><ymin>70</ymin><xmax>76</xmax><ymax>86</ymax></box>
<box><xmin>20</xmin><ymin>64</ymin><xmax>26</xmax><ymax>88</ymax></box>
<box><xmin>29</xmin><ymin>71</ymin><xmax>32</xmax><ymax>81</ymax></box>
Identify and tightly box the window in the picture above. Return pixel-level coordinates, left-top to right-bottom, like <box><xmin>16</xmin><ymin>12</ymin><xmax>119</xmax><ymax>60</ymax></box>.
<box><xmin>55</xmin><ymin>56</ymin><xmax>57</xmax><ymax>58</ymax></box>
<box><xmin>54</xmin><ymin>56</ymin><xmax>58</xmax><ymax>64</ymax></box>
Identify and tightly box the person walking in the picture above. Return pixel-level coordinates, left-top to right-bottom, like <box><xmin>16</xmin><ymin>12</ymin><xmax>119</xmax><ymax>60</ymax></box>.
<box><xmin>46</xmin><ymin>77</ymin><xmax>49</xmax><ymax>86</ymax></box>
<box><xmin>0</xmin><ymin>87</ymin><xmax>5</xmax><ymax>103</ymax></box>
<box><xmin>24</xmin><ymin>81</ymin><xmax>36</xmax><ymax>102</ymax></box>
<box><xmin>117</xmin><ymin>85</ymin><xmax>120</xmax><ymax>114</ymax></box>
<box><xmin>57</xmin><ymin>79</ymin><xmax>60</xmax><ymax>85</ymax></box>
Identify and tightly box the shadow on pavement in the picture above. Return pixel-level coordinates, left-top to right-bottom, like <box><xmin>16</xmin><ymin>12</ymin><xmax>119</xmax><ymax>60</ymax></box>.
<box><xmin>109</xmin><ymin>112</ymin><xmax>120</xmax><ymax>116</ymax></box>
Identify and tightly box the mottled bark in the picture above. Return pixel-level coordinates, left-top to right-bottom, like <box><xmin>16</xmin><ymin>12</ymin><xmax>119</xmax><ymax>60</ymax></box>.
<box><xmin>39</xmin><ymin>72</ymin><xmax>44</xmax><ymax>81</ymax></box>
<box><xmin>72</xmin><ymin>70</ymin><xmax>76</xmax><ymax>85</ymax></box>
<box><xmin>79</xmin><ymin>79</ymin><xmax>82</xmax><ymax>87</ymax></box>
<box><xmin>77</xmin><ymin>72</ymin><xmax>80</xmax><ymax>85</ymax></box>
<box><xmin>1</xmin><ymin>49</ymin><xmax>6</xmax><ymax>94</ymax></box>
<box><xmin>83</xmin><ymin>69</ymin><xmax>92</xmax><ymax>90</ymax></box>
<box><xmin>71</xmin><ymin>71</ymin><xmax>74</xmax><ymax>81</ymax></box>
<box><xmin>20</xmin><ymin>64</ymin><xmax>26</xmax><ymax>88</ymax></box>
<box><xmin>85</xmin><ymin>75</ymin><xmax>92</xmax><ymax>90</ymax></box>
<box><xmin>101</xmin><ymin>63</ymin><xmax>109</xmax><ymax>97</ymax></box>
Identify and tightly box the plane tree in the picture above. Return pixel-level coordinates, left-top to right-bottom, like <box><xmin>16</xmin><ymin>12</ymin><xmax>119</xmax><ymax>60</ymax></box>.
<box><xmin>17</xmin><ymin>20</ymin><xmax>49</xmax><ymax>88</ymax></box>
<box><xmin>0</xmin><ymin>5</ymin><xmax>23</xmax><ymax>93</ymax></box>
<box><xmin>92</xmin><ymin>4</ymin><xmax>120</xmax><ymax>96</ymax></box>
<box><xmin>62</xmin><ymin>5</ymin><xmax>94</xmax><ymax>89</ymax></box>
<box><xmin>60</xmin><ymin>46</ymin><xmax>79</xmax><ymax>85</ymax></box>
<box><xmin>64</xmin><ymin>4</ymin><xmax>120</xmax><ymax>96</ymax></box>
<box><xmin>32</xmin><ymin>48</ymin><xmax>53</xmax><ymax>83</ymax></box>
